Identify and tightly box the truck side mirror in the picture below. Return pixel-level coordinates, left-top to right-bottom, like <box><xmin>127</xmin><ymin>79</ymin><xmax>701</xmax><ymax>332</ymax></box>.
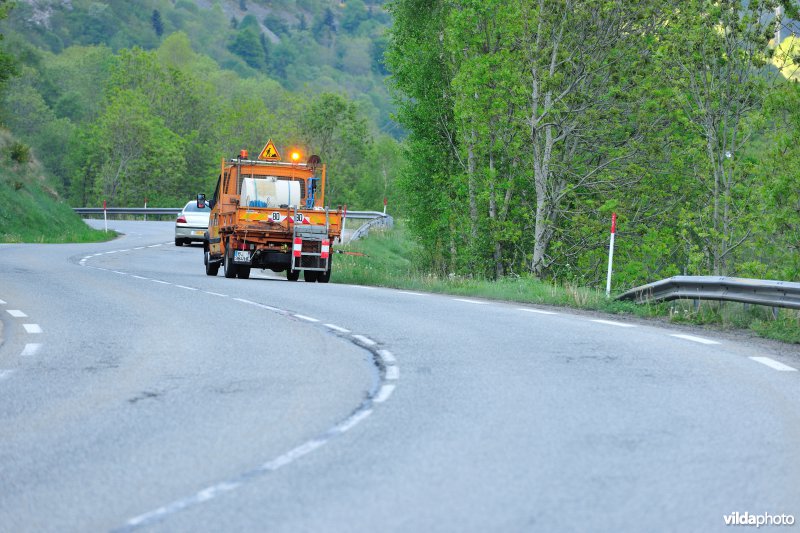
<box><xmin>197</xmin><ymin>193</ymin><xmax>206</xmax><ymax>209</ymax></box>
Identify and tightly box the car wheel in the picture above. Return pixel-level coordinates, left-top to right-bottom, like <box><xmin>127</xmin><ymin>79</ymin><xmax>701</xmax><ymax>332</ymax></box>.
<box><xmin>286</xmin><ymin>269</ymin><xmax>300</xmax><ymax>282</ymax></box>
<box><xmin>223</xmin><ymin>244</ymin><xmax>237</xmax><ymax>279</ymax></box>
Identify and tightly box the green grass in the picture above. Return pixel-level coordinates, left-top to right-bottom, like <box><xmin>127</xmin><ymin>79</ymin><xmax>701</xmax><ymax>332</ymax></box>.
<box><xmin>334</xmin><ymin>223</ymin><xmax>800</xmax><ymax>344</ymax></box>
<box><xmin>0</xmin><ymin>133</ymin><xmax>114</xmax><ymax>243</ymax></box>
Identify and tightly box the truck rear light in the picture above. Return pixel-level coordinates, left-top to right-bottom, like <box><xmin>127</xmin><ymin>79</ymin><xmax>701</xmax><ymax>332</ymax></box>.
<box><xmin>293</xmin><ymin>237</ymin><xmax>302</xmax><ymax>258</ymax></box>
<box><xmin>321</xmin><ymin>239</ymin><xmax>330</xmax><ymax>259</ymax></box>
<box><xmin>176</xmin><ymin>216</ymin><xmax>187</xmax><ymax>223</ymax></box>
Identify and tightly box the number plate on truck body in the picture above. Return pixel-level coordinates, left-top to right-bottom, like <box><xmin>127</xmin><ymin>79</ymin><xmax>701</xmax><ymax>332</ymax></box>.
<box><xmin>234</xmin><ymin>250</ymin><xmax>251</xmax><ymax>263</ymax></box>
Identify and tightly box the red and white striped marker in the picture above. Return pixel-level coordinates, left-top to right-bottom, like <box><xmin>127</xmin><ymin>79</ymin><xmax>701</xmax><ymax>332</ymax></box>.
<box><xmin>605</xmin><ymin>212</ymin><xmax>617</xmax><ymax>297</ymax></box>
<box><xmin>321</xmin><ymin>239</ymin><xmax>330</xmax><ymax>259</ymax></box>
<box><xmin>293</xmin><ymin>237</ymin><xmax>302</xmax><ymax>258</ymax></box>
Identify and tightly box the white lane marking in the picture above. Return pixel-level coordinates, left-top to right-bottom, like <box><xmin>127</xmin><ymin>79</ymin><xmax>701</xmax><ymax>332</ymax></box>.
<box><xmin>399</xmin><ymin>291</ymin><xmax>427</xmax><ymax>296</ymax></box>
<box><xmin>204</xmin><ymin>291</ymin><xmax>228</xmax><ymax>297</ymax></box>
<box><xmin>105</xmin><ymin>251</ymin><xmax>117</xmax><ymax>254</ymax></box>
<box><xmin>20</xmin><ymin>343</ymin><xmax>42</xmax><ymax>356</ymax></box>
<box><xmin>133</xmin><ymin>247</ymin><xmax>145</xmax><ymax>250</ymax></box>
<box><xmin>591</xmin><ymin>319</ymin><xmax>636</xmax><ymax>328</ymax></box>
<box><xmin>349</xmin><ymin>285</ymin><xmax>376</xmax><ymax>290</ymax></box>
<box><xmin>151</xmin><ymin>280</ymin><xmax>170</xmax><ymax>285</ymax></box>
<box><xmin>518</xmin><ymin>308</ymin><xmax>558</xmax><ymax>315</ymax></box>
<box><xmin>254</xmin><ymin>303</ymin><xmax>280</xmax><ymax>312</ymax></box>
<box><xmin>385</xmin><ymin>366</ymin><xmax>400</xmax><ymax>380</ymax></box>
<box><xmin>234</xmin><ymin>298</ymin><xmax>257</xmax><ymax>305</ymax></box>
<box><xmin>147</xmin><ymin>244</ymin><xmax>162</xmax><ymax>248</ymax></box>
<box><xmin>82</xmin><ymin>256</ymin><xmax>92</xmax><ymax>261</ymax></box>
<box><xmin>118</xmin><ymin>249</ymin><xmax>130</xmax><ymax>253</ymax></box>
<box><xmin>23</xmin><ymin>324</ymin><xmax>42</xmax><ymax>334</ymax></box>
<box><xmin>124</xmin><ymin>482</ymin><xmax>243</xmax><ymax>529</ymax></box>
<box><xmin>0</xmin><ymin>369</ymin><xmax>15</xmax><ymax>380</ymax></box>
<box><xmin>0</xmin><ymin>299</ymin><xmax>5</xmax><ymax>304</ymax></box>
<box><xmin>378</xmin><ymin>349</ymin><xmax>396</xmax><ymax>364</ymax></box>
<box><xmin>373</xmin><ymin>383</ymin><xmax>396</xmax><ymax>403</ymax></box>
<box><xmin>7</xmin><ymin>310</ymin><xmax>27</xmax><ymax>318</ymax></box>
<box><xmin>336</xmin><ymin>409</ymin><xmax>373</xmax><ymax>433</ymax></box>
<box><xmin>352</xmin><ymin>334</ymin><xmax>376</xmax><ymax>346</ymax></box>
<box><xmin>112</xmin><ymin>271</ymin><xmax>127</xmax><ymax>275</ymax></box>
<box><xmin>175</xmin><ymin>285</ymin><xmax>198</xmax><ymax>291</ymax></box>
<box><xmin>294</xmin><ymin>314</ymin><xmax>319</xmax><ymax>323</ymax></box>
<box><xmin>132</xmin><ymin>275</ymin><xmax>149</xmax><ymax>280</ymax></box>
<box><xmin>670</xmin><ymin>333</ymin><xmax>720</xmax><ymax>345</ymax></box>
<box><xmin>324</xmin><ymin>324</ymin><xmax>350</xmax><ymax>333</ymax></box>
<box><xmin>750</xmin><ymin>357</ymin><xmax>798</xmax><ymax>372</ymax></box>
<box><xmin>453</xmin><ymin>298</ymin><xmax>487</xmax><ymax>305</ymax></box>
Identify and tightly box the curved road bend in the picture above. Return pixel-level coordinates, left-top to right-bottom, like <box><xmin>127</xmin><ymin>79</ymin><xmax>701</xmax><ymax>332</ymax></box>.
<box><xmin>0</xmin><ymin>220</ymin><xmax>798</xmax><ymax>532</ymax></box>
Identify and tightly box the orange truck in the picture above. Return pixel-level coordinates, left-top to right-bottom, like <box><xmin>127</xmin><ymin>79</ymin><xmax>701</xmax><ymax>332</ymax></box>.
<box><xmin>198</xmin><ymin>141</ymin><xmax>342</xmax><ymax>282</ymax></box>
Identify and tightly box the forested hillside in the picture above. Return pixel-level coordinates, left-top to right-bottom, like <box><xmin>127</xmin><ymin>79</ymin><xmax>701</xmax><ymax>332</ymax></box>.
<box><xmin>387</xmin><ymin>0</ymin><xmax>800</xmax><ymax>286</ymax></box>
<box><xmin>0</xmin><ymin>0</ymin><xmax>400</xmax><ymax>212</ymax></box>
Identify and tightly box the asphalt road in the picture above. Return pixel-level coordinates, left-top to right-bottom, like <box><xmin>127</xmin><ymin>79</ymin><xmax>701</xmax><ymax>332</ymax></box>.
<box><xmin>1</xmin><ymin>220</ymin><xmax>799</xmax><ymax>532</ymax></box>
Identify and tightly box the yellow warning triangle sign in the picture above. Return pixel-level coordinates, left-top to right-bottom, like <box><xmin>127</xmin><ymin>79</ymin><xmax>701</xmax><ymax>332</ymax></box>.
<box><xmin>258</xmin><ymin>139</ymin><xmax>281</xmax><ymax>161</ymax></box>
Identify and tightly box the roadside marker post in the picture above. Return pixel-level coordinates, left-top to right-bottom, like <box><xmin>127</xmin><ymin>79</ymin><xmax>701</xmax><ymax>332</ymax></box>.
<box><xmin>383</xmin><ymin>197</ymin><xmax>387</xmax><ymax>215</ymax></box>
<box><xmin>103</xmin><ymin>200</ymin><xmax>108</xmax><ymax>233</ymax></box>
<box><xmin>605</xmin><ymin>212</ymin><xmax>617</xmax><ymax>297</ymax></box>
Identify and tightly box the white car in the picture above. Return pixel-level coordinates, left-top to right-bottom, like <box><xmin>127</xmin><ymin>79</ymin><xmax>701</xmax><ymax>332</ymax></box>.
<box><xmin>174</xmin><ymin>200</ymin><xmax>211</xmax><ymax>246</ymax></box>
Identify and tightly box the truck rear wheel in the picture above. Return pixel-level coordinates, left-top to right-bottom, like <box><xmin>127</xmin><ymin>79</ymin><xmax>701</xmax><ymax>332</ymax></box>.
<box><xmin>205</xmin><ymin>251</ymin><xmax>219</xmax><ymax>276</ymax></box>
<box><xmin>287</xmin><ymin>269</ymin><xmax>300</xmax><ymax>281</ymax></box>
<box><xmin>237</xmin><ymin>266</ymin><xmax>251</xmax><ymax>279</ymax></box>
<box><xmin>223</xmin><ymin>245</ymin><xmax>237</xmax><ymax>278</ymax></box>
<box><xmin>304</xmin><ymin>270</ymin><xmax>319</xmax><ymax>282</ymax></box>
<box><xmin>318</xmin><ymin>256</ymin><xmax>332</xmax><ymax>283</ymax></box>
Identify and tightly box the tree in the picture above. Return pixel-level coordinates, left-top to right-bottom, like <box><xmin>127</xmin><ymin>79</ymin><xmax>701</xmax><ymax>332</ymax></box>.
<box><xmin>151</xmin><ymin>9</ymin><xmax>164</xmax><ymax>37</ymax></box>
<box><xmin>0</xmin><ymin>0</ymin><xmax>17</xmax><ymax>102</ymax></box>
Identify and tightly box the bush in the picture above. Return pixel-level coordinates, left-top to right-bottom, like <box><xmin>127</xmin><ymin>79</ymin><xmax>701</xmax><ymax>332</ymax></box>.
<box><xmin>8</xmin><ymin>141</ymin><xmax>31</xmax><ymax>164</ymax></box>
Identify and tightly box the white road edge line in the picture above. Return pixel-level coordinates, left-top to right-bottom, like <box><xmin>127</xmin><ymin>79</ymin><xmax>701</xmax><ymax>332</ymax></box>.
<box><xmin>336</xmin><ymin>409</ymin><xmax>373</xmax><ymax>433</ymax></box>
<box><xmin>378</xmin><ymin>349</ymin><xmax>396</xmax><ymax>364</ymax></box>
<box><xmin>352</xmin><ymin>334</ymin><xmax>376</xmax><ymax>346</ymax></box>
<box><xmin>6</xmin><ymin>310</ymin><xmax>27</xmax><ymax>318</ymax></box>
<box><xmin>233</xmin><ymin>298</ymin><xmax>257</xmax><ymax>305</ymax></box>
<box><xmin>132</xmin><ymin>275</ymin><xmax>149</xmax><ymax>280</ymax></box>
<box><xmin>324</xmin><ymin>324</ymin><xmax>350</xmax><ymax>333</ymax></box>
<box><xmin>23</xmin><ymin>324</ymin><xmax>42</xmax><ymax>334</ymax></box>
<box><xmin>294</xmin><ymin>314</ymin><xmax>319</xmax><ymax>323</ymax></box>
<box><xmin>175</xmin><ymin>285</ymin><xmax>198</xmax><ymax>291</ymax></box>
<box><xmin>518</xmin><ymin>308</ymin><xmax>558</xmax><ymax>315</ymax></box>
<box><xmin>373</xmin><ymin>383</ymin><xmax>396</xmax><ymax>403</ymax></box>
<box><xmin>385</xmin><ymin>366</ymin><xmax>400</xmax><ymax>380</ymax></box>
<box><xmin>453</xmin><ymin>298</ymin><xmax>487</xmax><ymax>305</ymax></box>
<box><xmin>749</xmin><ymin>357</ymin><xmax>798</xmax><ymax>372</ymax></box>
<box><xmin>590</xmin><ymin>319</ymin><xmax>636</xmax><ymax>328</ymax></box>
<box><xmin>151</xmin><ymin>280</ymin><xmax>170</xmax><ymax>285</ymax></box>
<box><xmin>20</xmin><ymin>343</ymin><xmax>42</xmax><ymax>357</ymax></box>
<box><xmin>398</xmin><ymin>291</ymin><xmax>427</xmax><ymax>296</ymax></box>
<box><xmin>204</xmin><ymin>291</ymin><xmax>228</xmax><ymax>297</ymax></box>
<box><xmin>670</xmin><ymin>333</ymin><xmax>720</xmax><ymax>345</ymax></box>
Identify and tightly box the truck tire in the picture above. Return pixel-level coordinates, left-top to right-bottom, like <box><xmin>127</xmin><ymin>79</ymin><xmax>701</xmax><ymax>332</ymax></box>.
<box><xmin>318</xmin><ymin>256</ymin><xmax>332</xmax><ymax>283</ymax></box>
<box><xmin>304</xmin><ymin>270</ymin><xmax>319</xmax><ymax>282</ymax></box>
<box><xmin>175</xmin><ymin>238</ymin><xmax>183</xmax><ymax>246</ymax></box>
<box><xmin>223</xmin><ymin>245</ymin><xmax>238</xmax><ymax>278</ymax></box>
<box><xmin>237</xmin><ymin>266</ymin><xmax>251</xmax><ymax>279</ymax></box>
<box><xmin>287</xmin><ymin>269</ymin><xmax>300</xmax><ymax>281</ymax></box>
<box><xmin>205</xmin><ymin>251</ymin><xmax>219</xmax><ymax>276</ymax></box>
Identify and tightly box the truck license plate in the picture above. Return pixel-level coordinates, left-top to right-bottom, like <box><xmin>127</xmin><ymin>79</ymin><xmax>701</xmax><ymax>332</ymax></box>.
<box><xmin>234</xmin><ymin>250</ymin><xmax>250</xmax><ymax>263</ymax></box>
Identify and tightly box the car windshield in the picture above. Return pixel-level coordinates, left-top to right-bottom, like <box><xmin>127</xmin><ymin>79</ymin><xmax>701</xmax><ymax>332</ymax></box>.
<box><xmin>184</xmin><ymin>202</ymin><xmax>210</xmax><ymax>212</ymax></box>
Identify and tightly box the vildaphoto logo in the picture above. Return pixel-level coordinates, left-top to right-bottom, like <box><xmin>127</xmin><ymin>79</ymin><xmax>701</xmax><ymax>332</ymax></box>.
<box><xmin>723</xmin><ymin>512</ymin><xmax>795</xmax><ymax>527</ymax></box>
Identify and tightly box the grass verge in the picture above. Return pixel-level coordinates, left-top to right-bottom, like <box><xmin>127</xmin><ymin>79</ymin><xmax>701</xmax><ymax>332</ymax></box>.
<box><xmin>334</xmin><ymin>223</ymin><xmax>800</xmax><ymax>344</ymax></box>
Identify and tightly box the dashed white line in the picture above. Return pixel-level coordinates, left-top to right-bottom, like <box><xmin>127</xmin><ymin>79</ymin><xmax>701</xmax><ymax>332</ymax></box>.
<box><xmin>750</xmin><ymin>357</ymin><xmax>798</xmax><ymax>372</ymax></box>
<box><xmin>147</xmin><ymin>244</ymin><xmax>162</xmax><ymax>248</ymax></box>
<box><xmin>336</xmin><ymin>409</ymin><xmax>373</xmax><ymax>433</ymax></box>
<box><xmin>352</xmin><ymin>334</ymin><xmax>376</xmax><ymax>346</ymax></box>
<box><xmin>385</xmin><ymin>366</ymin><xmax>400</xmax><ymax>380</ymax></box>
<box><xmin>105</xmin><ymin>251</ymin><xmax>118</xmax><ymax>254</ymax></box>
<box><xmin>294</xmin><ymin>314</ymin><xmax>319</xmax><ymax>323</ymax></box>
<box><xmin>20</xmin><ymin>343</ymin><xmax>42</xmax><ymax>357</ymax></box>
<box><xmin>118</xmin><ymin>249</ymin><xmax>130</xmax><ymax>253</ymax></box>
<box><xmin>253</xmin><ymin>303</ymin><xmax>280</xmax><ymax>312</ymax></box>
<box><xmin>518</xmin><ymin>308</ymin><xmax>558</xmax><ymax>315</ymax></box>
<box><xmin>378</xmin><ymin>349</ymin><xmax>396</xmax><ymax>364</ymax></box>
<box><xmin>6</xmin><ymin>310</ymin><xmax>27</xmax><ymax>318</ymax></box>
<box><xmin>324</xmin><ymin>324</ymin><xmax>350</xmax><ymax>333</ymax></box>
<box><xmin>151</xmin><ymin>280</ymin><xmax>170</xmax><ymax>285</ymax></box>
<box><xmin>132</xmin><ymin>275</ymin><xmax>149</xmax><ymax>280</ymax></box>
<box><xmin>112</xmin><ymin>271</ymin><xmax>127</xmax><ymax>275</ymax></box>
<box><xmin>670</xmin><ymin>333</ymin><xmax>720</xmax><ymax>345</ymax></box>
<box><xmin>0</xmin><ymin>299</ymin><xmax>5</xmax><ymax>304</ymax></box>
<box><xmin>175</xmin><ymin>285</ymin><xmax>198</xmax><ymax>291</ymax></box>
<box><xmin>591</xmin><ymin>319</ymin><xmax>636</xmax><ymax>328</ymax></box>
<box><xmin>133</xmin><ymin>247</ymin><xmax>145</xmax><ymax>250</ymax></box>
<box><xmin>23</xmin><ymin>324</ymin><xmax>42</xmax><ymax>334</ymax></box>
<box><xmin>0</xmin><ymin>369</ymin><xmax>15</xmax><ymax>380</ymax></box>
<box><xmin>373</xmin><ymin>383</ymin><xmax>396</xmax><ymax>403</ymax></box>
<box><xmin>453</xmin><ymin>298</ymin><xmax>487</xmax><ymax>305</ymax></box>
<box><xmin>234</xmin><ymin>298</ymin><xmax>257</xmax><ymax>305</ymax></box>
<box><xmin>204</xmin><ymin>291</ymin><xmax>228</xmax><ymax>297</ymax></box>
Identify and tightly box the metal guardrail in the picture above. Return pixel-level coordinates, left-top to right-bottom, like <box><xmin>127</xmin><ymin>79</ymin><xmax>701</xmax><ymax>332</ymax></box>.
<box><xmin>347</xmin><ymin>214</ymin><xmax>393</xmax><ymax>243</ymax></box>
<box><xmin>617</xmin><ymin>276</ymin><xmax>800</xmax><ymax>310</ymax></box>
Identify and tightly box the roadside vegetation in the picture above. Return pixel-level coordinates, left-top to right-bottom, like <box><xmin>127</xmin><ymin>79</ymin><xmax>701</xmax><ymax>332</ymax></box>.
<box><xmin>0</xmin><ymin>130</ymin><xmax>112</xmax><ymax>243</ymax></box>
<box><xmin>335</xmin><ymin>224</ymin><xmax>800</xmax><ymax>344</ymax></box>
